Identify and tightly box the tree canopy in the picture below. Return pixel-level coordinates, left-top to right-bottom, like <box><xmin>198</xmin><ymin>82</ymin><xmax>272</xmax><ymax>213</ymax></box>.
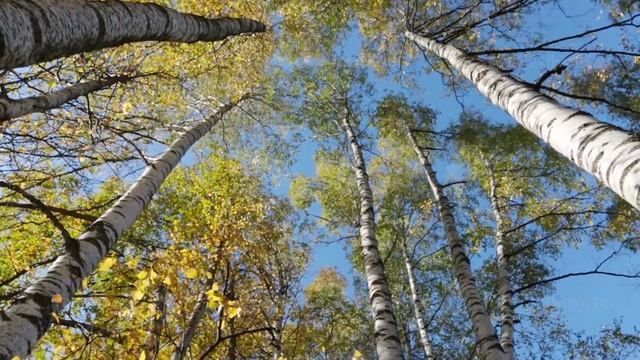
<box><xmin>0</xmin><ymin>0</ymin><xmax>639</xmax><ymax>359</ymax></box>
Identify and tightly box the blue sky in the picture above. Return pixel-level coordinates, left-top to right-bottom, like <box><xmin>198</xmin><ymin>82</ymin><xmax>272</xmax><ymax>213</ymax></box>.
<box><xmin>276</xmin><ymin>0</ymin><xmax>640</xmax><ymax>347</ymax></box>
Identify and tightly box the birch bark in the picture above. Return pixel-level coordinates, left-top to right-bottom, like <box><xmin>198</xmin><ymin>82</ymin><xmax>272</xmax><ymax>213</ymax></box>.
<box><xmin>402</xmin><ymin>120</ymin><xmax>505</xmax><ymax>360</ymax></box>
<box><xmin>406</xmin><ymin>31</ymin><xmax>640</xmax><ymax>210</ymax></box>
<box><xmin>0</xmin><ymin>76</ymin><xmax>131</xmax><ymax>123</ymax></box>
<box><xmin>0</xmin><ymin>0</ymin><xmax>266</xmax><ymax>70</ymax></box>
<box><xmin>400</xmin><ymin>241</ymin><xmax>435</xmax><ymax>360</ymax></box>
<box><xmin>0</xmin><ymin>98</ymin><xmax>241</xmax><ymax>359</ymax></box>
<box><xmin>486</xmin><ymin>162</ymin><xmax>515</xmax><ymax>360</ymax></box>
<box><xmin>339</xmin><ymin>115</ymin><xmax>404</xmax><ymax>360</ymax></box>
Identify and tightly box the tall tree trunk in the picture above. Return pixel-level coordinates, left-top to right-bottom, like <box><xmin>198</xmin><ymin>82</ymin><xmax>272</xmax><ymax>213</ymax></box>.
<box><xmin>0</xmin><ymin>0</ymin><xmax>266</xmax><ymax>70</ymax></box>
<box><xmin>0</xmin><ymin>97</ymin><xmax>243</xmax><ymax>359</ymax></box>
<box><xmin>173</xmin><ymin>246</ymin><xmax>226</xmax><ymax>360</ymax></box>
<box><xmin>0</xmin><ymin>75</ymin><xmax>132</xmax><ymax>123</ymax></box>
<box><xmin>402</xmin><ymin>120</ymin><xmax>505</xmax><ymax>360</ymax></box>
<box><xmin>486</xmin><ymin>161</ymin><xmax>515</xmax><ymax>360</ymax></box>
<box><xmin>339</xmin><ymin>115</ymin><xmax>404</xmax><ymax>360</ymax></box>
<box><xmin>272</xmin><ymin>317</ymin><xmax>283</xmax><ymax>360</ymax></box>
<box><xmin>400</xmin><ymin>241</ymin><xmax>435</xmax><ymax>360</ymax></box>
<box><xmin>406</xmin><ymin>31</ymin><xmax>640</xmax><ymax>210</ymax></box>
<box><xmin>227</xmin><ymin>276</ymin><xmax>238</xmax><ymax>360</ymax></box>
<box><xmin>172</xmin><ymin>277</ymin><xmax>217</xmax><ymax>360</ymax></box>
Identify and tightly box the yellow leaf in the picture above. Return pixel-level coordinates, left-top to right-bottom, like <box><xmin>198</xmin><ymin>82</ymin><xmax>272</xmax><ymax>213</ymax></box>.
<box><xmin>127</xmin><ymin>257</ymin><xmax>140</xmax><ymax>268</ymax></box>
<box><xmin>11</xmin><ymin>356</ymin><xmax>21</xmax><ymax>360</ymax></box>
<box><xmin>206</xmin><ymin>287</ymin><xmax>223</xmax><ymax>301</ymax></box>
<box><xmin>352</xmin><ymin>350</ymin><xmax>364</xmax><ymax>360</ymax></box>
<box><xmin>139</xmin><ymin>351</ymin><xmax>146</xmax><ymax>360</ymax></box>
<box><xmin>185</xmin><ymin>268</ymin><xmax>198</xmax><ymax>279</ymax></box>
<box><xmin>162</xmin><ymin>276</ymin><xmax>172</xmax><ymax>286</ymax></box>
<box><xmin>132</xmin><ymin>290</ymin><xmax>145</xmax><ymax>301</ymax></box>
<box><xmin>98</xmin><ymin>257</ymin><xmax>117</xmax><ymax>272</ymax></box>
<box><xmin>137</xmin><ymin>270</ymin><xmax>148</xmax><ymax>280</ymax></box>
<box><xmin>51</xmin><ymin>312</ymin><xmax>60</xmax><ymax>324</ymax></box>
<box><xmin>227</xmin><ymin>305</ymin><xmax>241</xmax><ymax>319</ymax></box>
<box><xmin>51</xmin><ymin>294</ymin><xmax>63</xmax><ymax>304</ymax></box>
<box><xmin>206</xmin><ymin>285</ymin><xmax>224</xmax><ymax>310</ymax></box>
<box><xmin>206</xmin><ymin>295</ymin><xmax>222</xmax><ymax>309</ymax></box>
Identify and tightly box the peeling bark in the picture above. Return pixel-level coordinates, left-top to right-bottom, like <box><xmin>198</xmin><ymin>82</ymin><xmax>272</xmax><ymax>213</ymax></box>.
<box><xmin>0</xmin><ymin>76</ymin><xmax>130</xmax><ymax>123</ymax></box>
<box><xmin>340</xmin><ymin>115</ymin><xmax>404</xmax><ymax>360</ymax></box>
<box><xmin>0</xmin><ymin>0</ymin><xmax>266</xmax><ymax>70</ymax></box>
<box><xmin>0</xmin><ymin>98</ymin><xmax>241</xmax><ymax>359</ymax></box>
<box><xmin>406</xmin><ymin>31</ymin><xmax>640</xmax><ymax>210</ymax></box>
<box><xmin>402</xmin><ymin>120</ymin><xmax>505</xmax><ymax>360</ymax></box>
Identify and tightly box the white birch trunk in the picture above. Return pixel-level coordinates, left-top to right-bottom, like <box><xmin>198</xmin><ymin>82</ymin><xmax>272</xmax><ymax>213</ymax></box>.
<box><xmin>400</xmin><ymin>242</ymin><xmax>435</xmax><ymax>360</ymax></box>
<box><xmin>271</xmin><ymin>310</ymin><xmax>284</xmax><ymax>360</ymax></box>
<box><xmin>402</xmin><ymin>120</ymin><xmax>505</xmax><ymax>360</ymax></box>
<box><xmin>0</xmin><ymin>0</ymin><xmax>266</xmax><ymax>70</ymax></box>
<box><xmin>487</xmin><ymin>164</ymin><xmax>515</xmax><ymax>360</ymax></box>
<box><xmin>406</xmin><ymin>31</ymin><xmax>640</xmax><ymax>210</ymax></box>
<box><xmin>340</xmin><ymin>116</ymin><xmax>404</xmax><ymax>360</ymax></box>
<box><xmin>0</xmin><ymin>99</ymin><xmax>240</xmax><ymax>359</ymax></box>
<box><xmin>272</xmin><ymin>322</ymin><xmax>283</xmax><ymax>360</ymax></box>
<box><xmin>0</xmin><ymin>76</ymin><xmax>129</xmax><ymax>123</ymax></box>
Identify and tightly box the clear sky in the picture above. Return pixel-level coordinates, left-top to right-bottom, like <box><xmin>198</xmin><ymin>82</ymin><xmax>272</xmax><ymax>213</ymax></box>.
<box><xmin>277</xmin><ymin>0</ymin><xmax>640</xmax><ymax>350</ymax></box>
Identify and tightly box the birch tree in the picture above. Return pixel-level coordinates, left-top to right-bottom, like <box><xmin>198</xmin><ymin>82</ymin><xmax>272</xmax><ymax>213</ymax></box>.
<box><xmin>0</xmin><ymin>97</ymin><xmax>243</xmax><ymax>359</ymax></box>
<box><xmin>34</xmin><ymin>153</ymin><xmax>309</xmax><ymax>359</ymax></box>
<box><xmin>0</xmin><ymin>0</ymin><xmax>266</xmax><ymax>70</ymax></box>
<box><xmin>281</xmin><ymin>62</ymin><xmax>404</xmax><ymax>359</ymax></box>
<box><xmin>339</xmin><ymin>111</ymin><xmax>404</xmax><ymax>360</ymax></box>
<box><xmin>372</xmin><ymin>104</ymin><xmax>448</xmax><ymax>359</ymax></box>
<box><xmin>375</xmin><ymin>96</ymin><xmax>506</xmax><ymax>359</ymax></box>
<box><xmin>454</xmin><ymin>112</ymin><xmax>640</xmax><ymax>357</ymax></box>
<box><xmin>405</xmin><ymin>31</ymin><xmax>640</xmax><ymax>210</ymax></box>
<box><xmin>0</xmin><ymin>75</ymin><xmax>139</xmax><ymax>123</ymax></box>
<box><xmin>485</xmin><ymin>160</ymin><xmax>515</xmax><ymax>360</ymax></box>
<box><xmin>399</xmin><ymin>238</ymin><xmax>435</xmax><ymax>359</ymax></box>
<box><xmin>403</xmin><ymin>130</ymin><xmax>504</xmax><ymax>360</ymax></box>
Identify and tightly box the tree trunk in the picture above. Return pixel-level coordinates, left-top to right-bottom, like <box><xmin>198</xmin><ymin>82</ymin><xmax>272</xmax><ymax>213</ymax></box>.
<box><xmin>486</xmin><ymin>162</ymin><xmax>515</xmax><ymax>360</ymax></box>
<box><xmin>0</xmin><ymin>97</ymin><xmax>243</xmax><ymax>359</ymax></box>
<box><xmin>272</xmin><ymin>317</ymin><xmax>283</xmax><ymax>360</ymax></box>
<box><xmin>145</xmin><ymin>285</ymin><xmax>167</xmax><ymax>360</ymax></box>
<box><xmin>227</xmin><ymin>275</ymin><xmax>238</xmax><ymax>360</ymax></box>
<box><xmin>0</xmin><ymin>76</ymin><xmax>131</xmax><ymax>123</ymax></box>
<box><xmin>173</xmin><ymin>246</ymin><xmax>227</xmax><ymax>360</ymax></box>
<box><xmin>402</xmin><ymin>120</ymin><xmax>505</xmax><ymax>360</ymax></box>
<box><xmin>0</xmin><ymin>0</ymin><xmax>266</xmax><ymax>70</ymax></box>
<box><xmin>406</xmin><ymin>31</ymin><xmax>640</xmax><ymax>210</ymax></box>
<box><xmin>400</xmin><ymin>241</ymin><xmax>435</xmax><ymax>360</ymax></box>
<box><xmin>172</xmin><ymin>278</ymin><xmax>217</xmax><ymax>360</ymax></box>
<box><xmin>340</xmin><ymin>115</ymin><xmax>404</xmax><ymax>360</ymax></box>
